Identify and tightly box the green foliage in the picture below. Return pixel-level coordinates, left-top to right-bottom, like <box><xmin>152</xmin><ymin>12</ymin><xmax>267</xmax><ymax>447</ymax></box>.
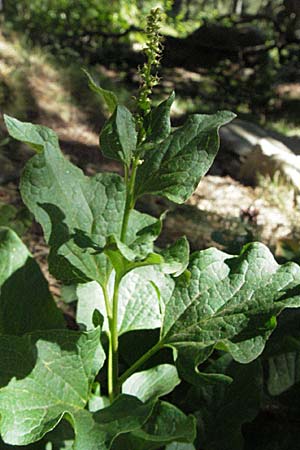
<box><xmin>2</xmin><ymin>0</ymin><xmax>172</xmax><ymax>55</ymax></box>
<box><xmin>2</xmin><ymin>9</ymin><xmax>300</xmax><ymax>449</ymax></box>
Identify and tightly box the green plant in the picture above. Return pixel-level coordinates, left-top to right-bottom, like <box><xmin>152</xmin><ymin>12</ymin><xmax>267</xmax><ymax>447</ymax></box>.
<box><xmin>2</xmin><ymin>8</ymin><xmax>300</xmax><ymax>450</ymax></box>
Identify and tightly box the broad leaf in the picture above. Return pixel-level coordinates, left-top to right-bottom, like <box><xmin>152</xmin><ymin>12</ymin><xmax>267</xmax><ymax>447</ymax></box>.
<box><xmin>186</xmin><ymin>354</ymin><xmax>262</xmax><ymax>450</ymax></box>
<box><xmin>112</xmin><ymin>401</ymin><xmax>196</xmax><ymax>450</ymax></box>
<box><xmin>72</xmin><ymin>395</ymin><xmax>154</xmax><ymax>450</ymax></box>
<box><xmin>83</xmin><ymin>69</ymin><xmax>118</xmax><ymax>114</ymax></box>
<box><xmin>122</xmin><ymin>364</ymin><xmax>180</xmax><ymax>402</ymax></box>
<box><xmin>267</xmin><ymin>349</ymin><xmax>300</xmax><ymax>396</ymax></box>
<box><xmin>77</xmin><ymin>266</ymin><xmax>174</xmax><ymax>335</ymax></box>
<box><xmin>160</xmin><ymin>243</ymin><xmax>300</xmax><ymax>380</ymax></box>
<box><xmin>0</xmin><ymin>227</ymin><xmax>64</xmax><ymax>334</ymax></box>
<box><xmin>5</xmin><ymin>115</ymin><xmax>126</xmax><ymax>286</ymax></box>
<box><xmin>261</xmin><ymin>310</ymin><xmax>300</xmax><ymax>396</ymax></box>
<box><xmin>134</xmin><ymin>111</ymin><xmax>236</xmax><ymax>203</ymax></box>
<box><xmin>0</xmin><ymin>328</ymin><xmax>104</xmax><ymax>446</ymax></box>
<box><xmin>100</xmin><ymin>105</ymin><xmax>137</xmax><ymax>166</ymax></box>
<box><xmin>144</xmin><ymin>92</ymin><xmax>175</xmax><ymax>144</ymax></box>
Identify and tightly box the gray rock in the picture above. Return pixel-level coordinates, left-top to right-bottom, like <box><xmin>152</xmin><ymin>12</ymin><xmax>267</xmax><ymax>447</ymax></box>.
<box><xmin>239</xmin><ymin>138</ymin><xmax>300</xmax><ymax>190</ymax></box>
<box><xmin>220</xmin><ymin>119</ymin><xmax>300</xmax><ymax>156</ymax></box>
<box><xmin>219</xmin><ymin>119</ymin><xmax>300</xmax><ymax>188</ymax></box>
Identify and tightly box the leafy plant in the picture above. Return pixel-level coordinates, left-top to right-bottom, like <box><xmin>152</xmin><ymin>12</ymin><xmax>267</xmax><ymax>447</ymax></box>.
<box><xmin>2</xmin><ymin>8</ymin><xmax>300</xmax><ymax>450</ymax></box>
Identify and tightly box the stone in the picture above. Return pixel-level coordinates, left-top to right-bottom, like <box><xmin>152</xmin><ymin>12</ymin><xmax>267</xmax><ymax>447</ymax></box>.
<box><xmin>218</xmin><ymin>119</ymin><xmax>300</xmax><ymax>188</ymax></box>
<box><xmin>239</xmin><ymin>137</ymin><xmax>300</xmax><ymax>190</ymax></box>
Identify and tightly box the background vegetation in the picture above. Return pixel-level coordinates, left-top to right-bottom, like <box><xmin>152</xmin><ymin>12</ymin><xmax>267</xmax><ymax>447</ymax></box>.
<box><xmin>0</xmin><ymin>1</ymin><xmax>300</xmax><ymax>449</ymax></box>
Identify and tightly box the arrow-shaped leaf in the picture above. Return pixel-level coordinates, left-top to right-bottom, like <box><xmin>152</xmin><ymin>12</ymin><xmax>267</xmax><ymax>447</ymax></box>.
<box><xmin>100</xmin><ymin>105</ymin><xmax>137</xmax><ymax>167</ymax></box>
<box><xmin>144</xmin><ymin>92</ymin><xmax>175</xmax><ymax>144</ymax></box>
<box><xmin>134</xmin><ymin>111</ymin><xmax>236</xmax><ymax>203</ymax></box>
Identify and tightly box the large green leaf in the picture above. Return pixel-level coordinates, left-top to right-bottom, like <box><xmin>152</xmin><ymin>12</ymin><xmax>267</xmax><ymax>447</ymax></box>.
<box><xmin>122</xmin><ymin>364</ymin><xmax>180</xmax><ymax>402</ymax></box>
<box><xmin>4</xmin><ymin>116</ymin><xmax>155</xmax><ymax>287</ymax></box>
<box><xmin>5</xmin><ymin>115</ymin><xmax>126</xmax><ymax>286</ymax></box>
<box><xmin>267</xmin><ymin>346</ymin><xmax>300</xmax><ymax>396</ymax></box>
<box><xmin>134</xmin><ymin>111</ymin><xmax>236</xmax><ymax>203</ymax></box>
<box><xmin>77</xmin><ymin>266</ymin><xmax>174</xmax><ymax>335</ymax></box>
<box><xmin>72</xmin><ymin>395</ymin><xmax>154</xmax><ymax>450</ymax></box>
<box><xmin>187</xmin><ymin>354</ymin><xmax>262</xmax><ymax>450</ymax></box>
<box><xmin>260</xmin><ymin>310</ymin><xmax>300</xmax><ymax>397</ymax></box>
<box><xmin>0</xmin><ymin>328</ymin><xmax>104</xmax><ymax>446</ymax></box>
<box><xmin>0</xmin><ymin>227</ymin><xmax>64</xmax><ymax>334</ymax></box>
<box><xmin>100</xmin><ymin>105</ymin><xmax>137</xmax><ymax>167</ymax></box>
<box><xmin>112</xmin><ymin>401</ymin><xmax>196</xmax><ymax>450</ymax></box>
<box><xmin>160</xmin><ymin>243</ymin><xmax>300</xmax><ymax>380</ymax></box>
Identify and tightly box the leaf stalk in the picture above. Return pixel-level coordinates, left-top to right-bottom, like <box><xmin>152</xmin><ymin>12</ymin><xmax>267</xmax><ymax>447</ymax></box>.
<box><xmin>118</xmin><ymin>340</ymin><xmax>164</xmax><ymax>386</ymax></box>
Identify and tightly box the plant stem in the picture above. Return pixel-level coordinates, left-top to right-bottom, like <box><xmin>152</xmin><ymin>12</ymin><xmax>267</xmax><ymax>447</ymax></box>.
<box><xmin>108</xmin><ymin>275</ymin><xmax>121</xmax><ymax>402</ymax></box>
<box><xmin>102</xmin><ymin>284</ymin><xmax>112</xmax><ymax>320</ymax></box>
<box><xmin>120</xmin><ymin>157</ymin><xmax>139</xmax><ymax>242</ymax></box>
<box><xmin>118</xmin><ymin>340</ymin><xmax>163</xmax><ymax>386</ymax></box>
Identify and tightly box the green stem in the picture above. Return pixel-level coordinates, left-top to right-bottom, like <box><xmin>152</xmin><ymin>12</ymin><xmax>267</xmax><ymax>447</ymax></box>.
<box><xmin>120</xmin><ymin>157</ymin><xmax>139</xmax><ymax>242</ymax></box>
<box><xmin>108</xmin><ymin>275</ymin><xmax>121</xmax><ymax>402</ymax></box>
<box><xmin>102</xmin><ymin>284</ymin><xmax>112</xmax><ymax>320</ymax></box>
<box><xmin>118</xmin><ymin>340</ymin><xmax>164</xmax><ymax>386</ymax></box>
<box><xmin>108</xmin><ymin>155</ymin><xmax>140</xmax><ymax>401</ymax></box>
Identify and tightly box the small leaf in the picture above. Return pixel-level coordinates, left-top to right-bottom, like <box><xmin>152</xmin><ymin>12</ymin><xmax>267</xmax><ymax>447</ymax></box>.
<box><xmin>134</xmin><ymin>111</ymin><xmax>236</xmax><ymax>203</ymax></box>
<box><xmin>122</xmin><ymin>364</ymin><xmax>180</xmax><ymax>402</ymax></box>
<box><xmin>144</xmin><ymin>91</ymin><xmax>175</xmax><ymax>143</ymax></box>
<box><xmin>0</xmin><ymin>227</ymin><xmax>64</xmax><ymax>334</ymax></box>
<box><xmin>82</xmin><ymin>69</ymin><xmax>118</xmax><ymax>114</ymax></box>
<box><xmin>0</xmin><ymin>328</ymin><xmax>104</xmax><ymax>446</ymax></box>
<box><xmin>160</xmin><ymin>236</ymin><xmax>190</xmax><ymax>277</ymax></box>
<box><xmin>105</xmin><ymin>241</ymin><xmax>163</xmax><ymax>278</ymax></box>
<box><xmin>100</xmin><ymin>105</ymin><xmax>137</xmax><ymax>167</ymax></box>
<box><xmin>102</xmin><ymin>213</ymin><xmax>165</xmax><ymax>277</ymax></box>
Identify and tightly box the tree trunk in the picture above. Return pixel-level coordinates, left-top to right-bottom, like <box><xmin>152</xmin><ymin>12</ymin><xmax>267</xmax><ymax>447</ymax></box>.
<box><xmin>232</xmin><ymin>0</ymin><xmax>243</xmax><ymax>15</ymax></box>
